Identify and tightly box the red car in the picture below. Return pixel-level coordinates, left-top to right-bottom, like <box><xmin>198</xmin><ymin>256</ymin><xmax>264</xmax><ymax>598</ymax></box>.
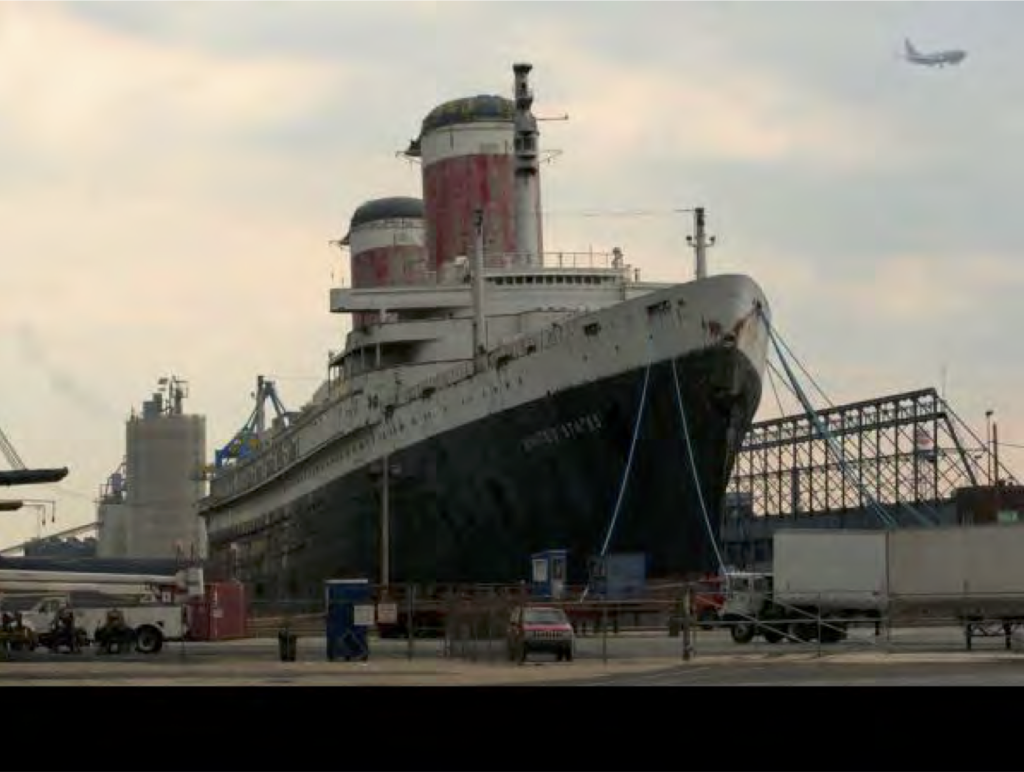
<box><xmin>507</xmin><ymin>605</ymin><xmax>575</xmax><ymax>662</ymax></box>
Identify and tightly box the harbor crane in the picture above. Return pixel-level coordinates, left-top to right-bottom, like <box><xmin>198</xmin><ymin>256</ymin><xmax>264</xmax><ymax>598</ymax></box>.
<box><xmin>212</xmin><ymin>376</ymin><xmax>296</xmax><ymax>470</ymax></box>
<box><xmin>0</xmin><ymin>422</ymin><xmax>68</xmax><ymax>488</ymax></box>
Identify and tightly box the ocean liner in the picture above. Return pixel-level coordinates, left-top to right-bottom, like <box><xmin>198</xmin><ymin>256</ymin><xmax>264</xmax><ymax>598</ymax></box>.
<box><xmin>198</xmin><ymin>63</ymin><xmax>770</xmax><ymax>600</ymax></box>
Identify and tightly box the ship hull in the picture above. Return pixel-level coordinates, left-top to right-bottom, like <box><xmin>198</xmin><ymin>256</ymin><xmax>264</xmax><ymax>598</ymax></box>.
<box><xmin>206</xmin><ymin>344</ymin><xmax>761</xmax><ymax>599</ymax></box>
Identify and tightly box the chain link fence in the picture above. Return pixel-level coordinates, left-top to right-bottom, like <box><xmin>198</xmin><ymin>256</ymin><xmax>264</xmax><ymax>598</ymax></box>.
<box><xmin>234</xmin><ymin>582</ymin><xmax>1024</xmax><ymax>663</ymax></box>
<box><xmin>240</xmin><ymin>582</ymin><xmax>700</xmax><ymax>663</ymax></box>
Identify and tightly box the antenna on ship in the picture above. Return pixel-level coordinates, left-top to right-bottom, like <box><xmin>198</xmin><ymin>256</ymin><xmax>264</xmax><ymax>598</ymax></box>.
<box><xmin>686</xmin><ymin>207</ymin><xmax>716</xmax><ymax>280</ymax></box>
<box><xmin>471</xmin><ymin>208</ymin><xmax>488</xmax><ymax>374</ymax></box>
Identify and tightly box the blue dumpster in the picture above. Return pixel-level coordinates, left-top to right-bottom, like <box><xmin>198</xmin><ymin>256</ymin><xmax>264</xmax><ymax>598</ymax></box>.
<box><xmin>325</xmin><ymin>579</ymin><xmax>372</xmax><ymax>662</ymax></box>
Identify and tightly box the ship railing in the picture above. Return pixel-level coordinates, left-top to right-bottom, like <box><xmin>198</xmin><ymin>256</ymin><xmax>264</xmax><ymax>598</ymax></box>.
<box><xmin>336</xmin><ymin>252</ymin><xmax>635</xmax><ymax>291</ymax></box>
<box><xmin>333</xmin><ymin>270</ymin><xmax>440</xmax><ymax>290</ymax></box>
<box><xmin>480</xmin><ymin>250</ymin><xmax>633</xmax><ymax>274</ymax></box>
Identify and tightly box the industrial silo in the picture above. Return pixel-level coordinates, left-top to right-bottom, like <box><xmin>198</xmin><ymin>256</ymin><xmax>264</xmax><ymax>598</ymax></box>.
<box><xmin>405</xmin><ymin>94</ymin><xmax>522</xmax><ymax>274</ymax></box>
<box><xmin>121</xmin><ymin>378</ymin><xmax>207</xmax><ymax>560</ymax></box>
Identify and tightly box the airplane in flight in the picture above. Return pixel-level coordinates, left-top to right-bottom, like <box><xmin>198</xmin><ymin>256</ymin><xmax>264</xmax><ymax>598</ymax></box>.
<box><xmin>904</xmin><ymin>38</ymin><xmax>967</xmax><ymax>67</ymax></box>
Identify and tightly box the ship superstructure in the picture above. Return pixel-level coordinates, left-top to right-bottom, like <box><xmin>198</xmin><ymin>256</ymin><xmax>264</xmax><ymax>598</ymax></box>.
<box><xmin>199</xmin><ymin>63</ymin><xmax>770</xmax><ymax>601</ymax></box>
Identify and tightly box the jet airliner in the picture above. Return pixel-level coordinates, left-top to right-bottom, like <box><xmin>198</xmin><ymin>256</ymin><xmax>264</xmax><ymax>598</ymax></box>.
<box><xmin>904</xmin><ymin>38</ymin><xmax>967</xmax><ymax>67</ymax></box>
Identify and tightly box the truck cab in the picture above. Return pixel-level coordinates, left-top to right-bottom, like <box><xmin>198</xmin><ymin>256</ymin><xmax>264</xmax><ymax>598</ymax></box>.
<box><xmin>22</xmin><ymin>597</ymin><xmax>66</xmax><ymax>632</ymax></box>
<box><xmin>721</xmin><ymin>572</ymin><xmax>773</xmax><ymax>644</ymax></box>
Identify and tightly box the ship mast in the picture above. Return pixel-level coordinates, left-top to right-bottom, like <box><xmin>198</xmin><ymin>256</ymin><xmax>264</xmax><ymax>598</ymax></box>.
<box><xmin>471</xmin><ymin>208</ymin><xmax>488</xmax><ymax>373</ymax></box>
<box><xmin>686</xmin><ymin>207</ymin><xmax>716</xmax><ymax>280</ymax></box>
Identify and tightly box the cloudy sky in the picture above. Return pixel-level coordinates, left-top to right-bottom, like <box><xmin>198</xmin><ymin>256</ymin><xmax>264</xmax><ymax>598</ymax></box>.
<box><xmin>1</xmin><ymin>0</ymin><xmax>1021</xmax><ymax>546</ymax></box>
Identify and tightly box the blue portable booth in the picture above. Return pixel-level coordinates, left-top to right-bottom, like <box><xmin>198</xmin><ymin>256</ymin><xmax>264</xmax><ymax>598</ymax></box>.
<box><xmin>325</xmin><ymin>578</ymin><xmax>372</xmax><ymax>661</ymax></box>
<box><xmin>588</xmin><ymin>552</ymin><xmax>647</xmax><ymax>600</ymax></box>
<box><xmin>530</xmin><ymin>549</ymin><xmax>568</xmax><ymax>600</ymax></box>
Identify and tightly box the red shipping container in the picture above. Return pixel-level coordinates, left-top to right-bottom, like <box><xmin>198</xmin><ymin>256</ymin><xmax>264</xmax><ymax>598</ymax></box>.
<box><xmin>187</xmin><ymin>582</ymin><xmax>248</xmax><ymax>641</ymax></box>
<box><xmin>206</xmin><ymin>581</ymin><xmax>247</xmax><ymax>640</ymax></box>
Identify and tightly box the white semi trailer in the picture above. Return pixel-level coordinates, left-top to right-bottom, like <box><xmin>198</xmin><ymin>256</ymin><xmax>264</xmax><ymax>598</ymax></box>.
<box><xmin>723</xmin><ymin>523</ymin><xmax>1024</xmax><ymax>648</ymax></box>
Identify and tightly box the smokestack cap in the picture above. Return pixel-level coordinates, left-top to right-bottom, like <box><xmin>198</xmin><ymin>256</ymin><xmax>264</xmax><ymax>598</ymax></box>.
<box><xmin>349</xmin><ymin>197</ymin><xmax>425</xmax><ymax>230</ymax></box>
<box><xmin>420</xmin><ymin>95</ymin><xmax>515</xmax><ymax>138</ymax></box>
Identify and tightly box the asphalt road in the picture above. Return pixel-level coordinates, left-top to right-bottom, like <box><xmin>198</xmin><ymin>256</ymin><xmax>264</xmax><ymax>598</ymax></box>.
<box><xmin>4</xmin><ymin>625</ymin><xmax>1024</xmax><ymax>685</ymax></box>
<box><xmin>554</xmin><ymin>658</ymin><xmax>1024</xmax><ymax>686</ymax></box>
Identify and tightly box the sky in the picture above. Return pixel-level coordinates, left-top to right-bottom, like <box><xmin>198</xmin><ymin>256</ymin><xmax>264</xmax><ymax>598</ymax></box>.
<box><xmin>1</xmin><ymin>0</ymin><xmax>1022</xmax><ymax>547</ymax></box>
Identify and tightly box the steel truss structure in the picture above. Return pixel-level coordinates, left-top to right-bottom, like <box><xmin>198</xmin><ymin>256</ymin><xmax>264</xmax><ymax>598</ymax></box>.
<box><xmin>726</xmin><ymin>387</ymin><xmax>1014</xmax><ymax>520</ymax></box>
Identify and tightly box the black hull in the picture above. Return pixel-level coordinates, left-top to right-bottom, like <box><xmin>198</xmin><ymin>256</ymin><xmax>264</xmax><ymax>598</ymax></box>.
<box><xmin>207</xmin><ymin>346</ymin><xmax>761</xmax><ymax>599</ymax></box>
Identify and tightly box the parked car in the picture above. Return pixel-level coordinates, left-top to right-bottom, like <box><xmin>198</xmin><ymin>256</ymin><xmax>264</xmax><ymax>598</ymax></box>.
<box><xmin>507</xmin><ymin>604</ymin><xmax>575</xmax><ymax>662</ymax></box>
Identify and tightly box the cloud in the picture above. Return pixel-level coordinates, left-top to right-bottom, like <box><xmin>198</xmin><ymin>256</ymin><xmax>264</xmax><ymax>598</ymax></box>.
<box><xmin>508</xmin><ymin>19</ymin><xmax>910</xmax><ymax>184</ymax></box>
<box><xmin>0</xmin><ymin>2</ymin><xmax>344</xmax><ymax>169</ymax></box>
<box><xmin>3</xmin><ymin>0</ymin><xmax>1024</xmax><ymax>546</ymax></box>
<box><xmin>826</xmin><ymin>252</ymin><xmax>1024</xmax><ymax>326</ymax></box>
<box><xmin>0</xmin><ymin>3</ymin><xmax>355</xmax><ymax>541</ymax></box>
<box><xmin>57</xmin><ymin>3</ymin><xmax>910</xmax><ymax>174</ymax></box>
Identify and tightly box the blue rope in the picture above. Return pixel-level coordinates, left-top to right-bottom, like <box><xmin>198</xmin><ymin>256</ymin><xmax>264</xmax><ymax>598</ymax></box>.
<box><xmin>760</xmin><ymin>310</ymin><xmax>900</xmax><ymax>529</ymax></box>
<box><xmin>669</xmin><ymin>357</ymin><xmax>728</xmax><ymax>577</ymax></box>
<box><xmin>581</xmin><ymin>354</ymin><xmax>652</xmax><ymax>601</ymax></box>
<box><xmin>597</xmin><ymin>357</ymin><xmax>652</xmax><ymax>558</ymax></box>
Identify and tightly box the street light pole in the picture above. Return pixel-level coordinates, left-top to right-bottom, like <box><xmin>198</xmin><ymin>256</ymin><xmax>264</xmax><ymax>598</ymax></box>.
<box><xmin>381</xmin><ymin>453</ymin><xmax>390</xmax><ymax>594</ymax></box>
<box><xmin>985</xmin><ymin>410</ymin><xmax>994</xmax><ymax>486</ymax></box>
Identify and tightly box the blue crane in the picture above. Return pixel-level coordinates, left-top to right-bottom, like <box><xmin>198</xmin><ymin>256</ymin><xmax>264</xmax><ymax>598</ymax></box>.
<box><xmin>214</xmin><ymin>376</ymin><xmax>293</xmax><ymax>469</ymax></box>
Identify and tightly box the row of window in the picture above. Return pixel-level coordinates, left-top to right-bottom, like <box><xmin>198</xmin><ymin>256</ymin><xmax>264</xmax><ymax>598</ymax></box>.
<box><xmin>491</xmin><ymin>274</ymin><xmax>614</xmax><ymax>286</ymax></box>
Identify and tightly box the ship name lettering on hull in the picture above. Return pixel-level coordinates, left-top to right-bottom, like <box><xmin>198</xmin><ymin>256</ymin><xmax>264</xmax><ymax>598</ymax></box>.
<box><xmin>521</xmin><ymin>413</ymin><xmax>603</xmax><ymax>453</ymax></box>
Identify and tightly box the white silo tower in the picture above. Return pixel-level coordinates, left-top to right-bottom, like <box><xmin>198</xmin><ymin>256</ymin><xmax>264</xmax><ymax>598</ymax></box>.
<box><xmin>121</xmin><ymin>376</ymin><xmax>207</xmax><ymax>559</ymax></box>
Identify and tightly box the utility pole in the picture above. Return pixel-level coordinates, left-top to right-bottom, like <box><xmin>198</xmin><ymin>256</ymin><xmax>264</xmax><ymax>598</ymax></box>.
<box><xmin>381</xmin><ymin>453</ymin><xmax>390</xmax><ymax>594</ymax></box>
<box><xmin>985</xmin><ymin>410</ymin><xmax>994</xmax><ymax>486</ymax></box>
<box><xmin>993</xmin><ymin>421</ymin><xmax>1002</xmax><ymax>518</ymax></box>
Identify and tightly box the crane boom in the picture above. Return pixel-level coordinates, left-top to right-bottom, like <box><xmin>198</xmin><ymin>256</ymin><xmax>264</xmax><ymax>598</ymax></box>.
<box><xmin>213</xmin><ymin>375</ymin><xmax>294</xmax><ymax>469</ymax></box>
<box><xmin>0</xmin><ymin>468</ymin><xmax>68</xmax><ymax>487</ymax></box>
<box><xmin>0</xmin><ymin>418</ymin><xmax>69</xmax><ymax>487</ymax></box>
<box><xmin>0</xmin><ymin>425</ymin><xmax>25</xmax><ymax>470</ymax></box>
